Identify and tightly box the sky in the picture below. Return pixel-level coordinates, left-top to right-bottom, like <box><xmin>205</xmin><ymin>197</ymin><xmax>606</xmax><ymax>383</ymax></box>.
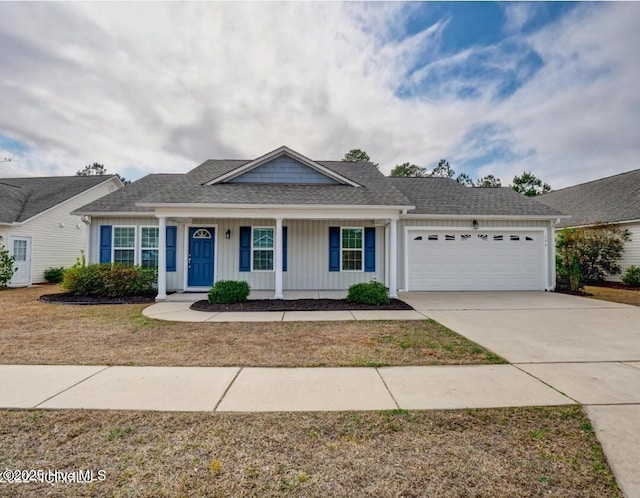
<box><xmin>0</xmin><ymin>1</ymin><xmax>638</xmax><ymax>189</ymax></box>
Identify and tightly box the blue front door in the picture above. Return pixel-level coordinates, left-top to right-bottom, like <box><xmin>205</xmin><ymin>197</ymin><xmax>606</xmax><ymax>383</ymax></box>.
<box><xmin>188</xmin><ymin>227</ymin><xmax>214</xmax><ymax>287</ymax></box>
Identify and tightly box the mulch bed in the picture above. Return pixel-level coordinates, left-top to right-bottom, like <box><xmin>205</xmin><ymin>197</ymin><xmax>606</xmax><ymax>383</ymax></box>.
<box><xmin>39</xmin><ymin>293</ymin><xmax>156</xmax><ymax>305</ymax></box>
<box><xmin>191</xmin><ymin>298</ymin><xmax>414</xmax><ymax>312</ymax></box>
<box><xmin>587</xmin><ymin>281</ymin><xmax>640</xmax><ymax>291</ymax></box>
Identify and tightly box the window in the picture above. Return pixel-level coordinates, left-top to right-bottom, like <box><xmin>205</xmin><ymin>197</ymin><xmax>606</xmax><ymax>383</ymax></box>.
<box><xmin>13</xmin><ymin>239</ymin><xmax>27</xmax><ymax>262</ymax></box>
<box><xmin>113</xmin><ymin>227</ymin><xmax>136</xmax><ymax>265</ymax></box>
<box><xmin>141</xmin><ymin>227</ymin><xmax>159</xmax><ymax>269</ymax></box>
<box><xmin>510</xmin><ymin>235</ymin><xmax>520</xmax><ymax>241</ymax></box>
<box><xmin>493</xmin><ymin>235</ymin><xmax>504</xmax><ymax>241</ymax></box>
<box><xmin>445</xmin><ymin>234</ymin><xmax>455</xmax><ymax>241</ymax></box>
<box><xmin>461</xmin><ymin>234</ymin><xmax>472</xmax><ymax>241</ymax></box>
<box><xmin>341</xmin><ymin>228</ymin><xmax>363</xmax><ymax>271</ymax></box>
<box><xmin>427</xmin><ymin>235</ymin><xmax>438</xmax><ymax>241</ymax></box>
<box><xmin>252</xmin><ymin>227</ymin><xmax>274</xmax><ymax>271</ymax></box>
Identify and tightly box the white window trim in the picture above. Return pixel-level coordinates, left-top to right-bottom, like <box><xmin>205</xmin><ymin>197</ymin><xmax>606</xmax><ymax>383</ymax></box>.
<box><xmin>340</xmin><ymin>226</ymin><xmax>364</xmax><ymax>272</ymax></box>
<box><xmin>251</xmin><ymin>226</ymin><xmax>275</xmax><ymax>272</ymax></box>
<box><xmin>140</xmin><ymin>225</ymin><xmax>159</xmax><ymax>269</ymax></box>
<box><xmin>112</xmin><ymin>225</ymin><xmax>137</xmax><ymax>266</ymax></box>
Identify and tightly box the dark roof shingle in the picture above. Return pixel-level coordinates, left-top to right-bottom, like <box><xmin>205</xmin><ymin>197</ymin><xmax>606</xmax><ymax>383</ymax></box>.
<box><xmin>0</xmin><ymin>175</ymin><xmax>116</xmax><ymax>223</ymax></box>
<box><xmin>389</xmin><ymin>177</ymin><xmax>564</xmax><ymax>217</ymax></box>
<box><xmin>538</xmin><ymin>169</ymin><xmax>640</xmax><ymax>227</ymax></box>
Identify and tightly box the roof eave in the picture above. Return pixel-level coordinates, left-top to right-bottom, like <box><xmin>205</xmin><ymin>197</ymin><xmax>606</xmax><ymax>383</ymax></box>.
<box><xmin>136</xmin><ymin>201</ymin><xmax>415</xmax><ymax>211</ymax></box>
<box><xmin>401</xmin><ymin>213</ymin><xmax>569</xmax><ymax>220</ymax></box>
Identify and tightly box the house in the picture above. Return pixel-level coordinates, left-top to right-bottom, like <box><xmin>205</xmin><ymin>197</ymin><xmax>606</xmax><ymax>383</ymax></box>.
<box><xmin>0</xmin><ymin>175</ymin><xmax>124</xmax><ymax>286</ymax></box>
<box><xmin>538</xmin><ymin>168</ymin><xmax>640</xmax><ymax>281</ymax></box>
<box><xmin>74</xmin><ymin>146</ymin><xmax>564</xmax><ymax>300</ymax></box>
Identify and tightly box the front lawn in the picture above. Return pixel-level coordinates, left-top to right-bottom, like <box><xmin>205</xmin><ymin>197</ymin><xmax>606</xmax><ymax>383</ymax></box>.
<box><xmin>0</xmin><ymin>286</ymin><xmax>504</xmax><ymax>367</ymax></box>
<box><xmin>584</xmin><ymin>284</ymin><xmax>640</xmax><ymax>307</ymax></box>
<box><xmin>0</xmin><ymin>406</ymin><xmax>620</xmax><ymax>497</ymax></box>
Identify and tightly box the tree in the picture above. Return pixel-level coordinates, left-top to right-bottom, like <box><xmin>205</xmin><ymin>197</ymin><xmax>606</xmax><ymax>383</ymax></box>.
<box><xmin>556</xmin><ymin>224</ymin><xmax>631</xmax><ymax>289</ymax></box>
<box><xmin>455</xmin><ymin>173</ymin><xmax>473</xmax><ymax>186</ymax></box>
<box><xmin>76</xmin><ymin>162</ymin><xmax>129</xmax><ymax>185</ymax></box>
<box><xmin>390</xmin><ymin>163</ymin><xmax>428</xmax><ymax>177</ymax></box>
<box><xmin>475</xmin><ymin>175</ymin><xmax>502</xmax><ymax>187</ymax></box>
<box><xmin>430</xmin><ymin>159</ymin><xmax>455</xmax><ymax>178</ymax></box>
<box><xmin>511</xmin><ymin>171</ymin><xmax>551</xmax><ymax>196</ymax></box>
<box><xmin>0</xmin><ymin>243</ymin><xmax>17</xmax><ymax>289</ymax></box>
<box><xmin>342</xmin><ymin>149</ymin><xmax>371</xmax><ymax>163</ymax></box>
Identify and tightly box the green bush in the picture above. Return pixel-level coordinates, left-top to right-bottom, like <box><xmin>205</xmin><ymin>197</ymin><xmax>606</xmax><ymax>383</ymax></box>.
<box><xmin>0</xmin><ymin>243</ymin><xmax>17</xmax><ymax>289</ymax></box>
<box><xmin>347</xmin><ymin>281</ymin><xmax>390</xmax><ymax>305</ymax></box>
<box><xmin>622</xmin><ymin>266</ymin><xmax>640</xmax><ymax>287</ymax></box>
<box><xmin>44</xmin><ymin>267</ymin><xmax>66</xmax><ymax>283</ymax></box>
<box><xmin>62</xmin><ymin>263</ymin><xmax>156</xmax><ymax>298</ymax></box>
<box><xmin>208</xmin><ymin>280</ymin><xmax>251</xmax><ymax>304</ymax></box>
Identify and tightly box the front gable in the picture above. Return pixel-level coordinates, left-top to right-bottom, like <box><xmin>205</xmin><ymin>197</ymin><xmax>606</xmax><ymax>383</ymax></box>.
<box><xmin>205</xmin><ymin>146</ymin><xmax>360</xmax><ymax>187</ymax></box>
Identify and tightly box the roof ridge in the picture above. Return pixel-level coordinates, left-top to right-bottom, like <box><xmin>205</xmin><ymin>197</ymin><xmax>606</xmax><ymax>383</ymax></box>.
<box><xmin>543</xmin><ymin>168</ymin><xmax>640</xmax><ymax>195</ymax></box>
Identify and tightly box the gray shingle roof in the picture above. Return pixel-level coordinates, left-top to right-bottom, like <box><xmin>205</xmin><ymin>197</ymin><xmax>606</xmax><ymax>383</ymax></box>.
<box><xmin>537</xmin><ymin>169</ymin><xmax>640</xmax><ymax>228</ymax></box>
<box><xmin>0</xmin><ymin>175</ymin><xmax>116</xmax><ymax>223</ymax></box>
<box><xmin>73</xmin><ymin>174</ymin><xmax>181</xmax><ymax>214</ymax></box>
<box><xmin>388</xmin><ymin>177</ymin><xmax>565</xmax><ymax>217</ymax></box>
<box><xmin>135</xmin><ymin>160</ymin><xmax>414</xmax><ymax>207</ymax></box>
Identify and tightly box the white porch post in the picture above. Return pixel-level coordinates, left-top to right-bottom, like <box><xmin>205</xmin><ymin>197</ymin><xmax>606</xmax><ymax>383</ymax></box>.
<box><xmin>274</xmin><ymin>217</ymin><xmax>284</xmax><ymax>299</ymax></box>
<box><xmin>384</xmin><ymin>223</ymin><xmax>390</xmax><ymax>287</ymax></box>
<box><xmin>157</xmin><ymin>216</ymin><xmax>167</xmax><ymax>301</ymax></box>
<box><xmin>388</xmin><ymin>218</ymin><xmax>398</xmax><ymax>298</ymax></box>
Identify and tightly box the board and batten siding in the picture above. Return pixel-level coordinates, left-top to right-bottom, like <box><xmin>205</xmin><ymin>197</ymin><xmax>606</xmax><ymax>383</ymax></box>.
<box><xmin>2</xmin><ymin>178</ymin><xmax>120</xmax><ymax>283</ymax></box>
<box><xmin>397</xmin><ymin>218</ymin><xmax>556</xmax><ymax>290</ymax></box>
<box><xmin>91</xmin><ymin>217</ymin><xmax>385</xmax><ymax>291</ymax></box>
<box><xmin>199</xmin><ymin>218</ymin><xmax>385</xmax><ymax>290</ymax></box>
<box><xmin>90</xmin><ymin>216</ymin><xmax>182</xmax><ymax>291</ymax></box>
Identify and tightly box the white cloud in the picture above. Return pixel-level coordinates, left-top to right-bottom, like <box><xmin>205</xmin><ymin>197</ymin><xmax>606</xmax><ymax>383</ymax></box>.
<box><xmin>0</xmin><ymin>2</ymin><xmax>638</xmax><ymax>189</ymax></box>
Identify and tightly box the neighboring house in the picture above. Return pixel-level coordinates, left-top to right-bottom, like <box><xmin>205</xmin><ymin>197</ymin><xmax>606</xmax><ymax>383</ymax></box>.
<box><xmin>74</xmin><ymin>146</ymin><xmax>564</xmax><ymax>300</ymax></box>
<box><xmin>538</xmin><ymin>168</ymin><xmax>640</xmax><ymax>281</ymax></box>
<box><xmin>0</xmin><ymin>175</ymin><xmax>124</xmax><ymax>286</ymax></box>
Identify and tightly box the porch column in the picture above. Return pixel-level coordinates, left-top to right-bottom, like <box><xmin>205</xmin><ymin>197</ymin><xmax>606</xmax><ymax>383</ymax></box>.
<box><xmin>157</xmin><ymin>216</ymin><xmax>167</xmax><ymax>301</ymax></box>
<box><xmin>388</xmin><ymin>218</ymin><xmax>398</xmax><ymax>298</ymax></box>
<box><xmin>274</xmin><ymin>217</ymin><xmax>284</xmax><ymax>299</ymax></box>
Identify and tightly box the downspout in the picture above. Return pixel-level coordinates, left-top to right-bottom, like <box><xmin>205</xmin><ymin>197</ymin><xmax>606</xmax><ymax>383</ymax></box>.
<box><xmin>548</xmin><ymin>218</ymin><xmax>561</xmax><ymax>291</ymax></box>
<box><xmin>81</xmin><ymin>215</ymin><xmax>91</xmax><ymax>263</ymax></box>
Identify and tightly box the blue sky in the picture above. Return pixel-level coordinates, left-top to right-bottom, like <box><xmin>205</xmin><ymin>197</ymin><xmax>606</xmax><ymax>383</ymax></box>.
<box><xmin>0</xmin><ymin>2</ymin><xmax>638</xmax><ymax>189</ymax></box>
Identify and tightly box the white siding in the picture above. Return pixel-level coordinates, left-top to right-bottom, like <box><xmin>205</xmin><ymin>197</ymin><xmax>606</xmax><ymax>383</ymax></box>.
<box><xmin>2</xmin><ymin>178</ymin><xmax>121</xmax><ymax>283</ymax></box>
<box><xmin>611</xmin><ymin>222</ymin><xmax>640</xmax><ymax>282</ymax></box>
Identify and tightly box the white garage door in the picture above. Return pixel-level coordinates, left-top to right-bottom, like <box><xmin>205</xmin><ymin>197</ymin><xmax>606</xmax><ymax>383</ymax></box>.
<box><xmin>407</xmin><ymin>230</ymin><xmax>545</xmax><ymax>291</ymax></box>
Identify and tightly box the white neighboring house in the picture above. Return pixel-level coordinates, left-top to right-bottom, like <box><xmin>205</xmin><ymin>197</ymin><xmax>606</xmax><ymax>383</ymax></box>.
<box><xmin>0</xmin><ymin>175</ymin><xmax>124</xmax><ymax>286</ymax></box>
<box><xmin>538</xmin><ymin>168</ymin><xmax>640</xmax><ymax>281</ymax></box>
<box><xmin>74</xmin><ymin>146</ymin><xmax>566</xmax><ymax>301</ymax></box>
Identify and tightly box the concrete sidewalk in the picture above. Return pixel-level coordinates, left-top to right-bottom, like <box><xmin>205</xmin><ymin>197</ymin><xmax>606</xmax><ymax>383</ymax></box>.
<box><xmin>0</xmin><ymin>364</ymin><xmax>573</xmax><ymax>412</ymax></box>
<box><xmin>142</xmin><ymin>301</ymin><xmax>428</xmax><ymax>322</ymax></box>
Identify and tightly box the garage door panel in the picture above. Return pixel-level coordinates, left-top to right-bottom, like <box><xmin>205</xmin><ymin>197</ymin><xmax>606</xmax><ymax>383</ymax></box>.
<box><xmin>407</xmin><ymin>230</ymin><xmax>544</xmax><ymax>291</ymax></box>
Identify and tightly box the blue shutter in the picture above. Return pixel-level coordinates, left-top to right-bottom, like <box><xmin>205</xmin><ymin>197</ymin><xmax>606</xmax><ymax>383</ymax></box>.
<box><xmin>364</xmin><ymin>227</ymin><xmax>376</xmax><ymax>272</ymax></box>
<box><xmin>282</xmin><ymin>226</ymin><xmax>288</xmax><ymax>272</ymax></box>
<box><xmin>166</xmin><ymin>226</ymin><xmax>177</xmax><ymax>272</ymax></box>
<box><xmin>329</xmin><ymin>226</ymin><xmax>340</xmax><ymax>272</ymax></box>
<box><xmin>239</xmin><ymin>226</ymin><xmax>251</xmax><ymax>272</ymax></box>
<box><xmin>99</xmin><ymin>225</ymin><xmax>112</xmax><ymax>263</ymax></box>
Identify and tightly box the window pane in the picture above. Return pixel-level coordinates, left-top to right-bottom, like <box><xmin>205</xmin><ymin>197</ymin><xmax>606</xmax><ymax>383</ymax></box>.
<box><xmin>342</xmin><ymin>250</ymin><xmax>362</xmax><ymax>271</ymax></box>
<box><xmin>114</xmin><ymin>249</ymin><xmax>135</xmax><ymax>266</ymax></box>
<box><xmin>13</xmin><ymin>240</ymin><xmax>27</xmax><ymax>262</ymax></box>
<box><xmin>114</xmin><ymin>227</ymin><xmax>135</xmax><ymax>248</ymax></box>
<box><xmin>342</xmin><ymin>228</ymin><xmax>362</xmax><ymax>249</ymax></box>
<box><xmin>141</xmin><ymin>249</ymin><xmax>158</xmax><ymax>268</ymax></box>
<box><xmin>253</xmin><ymin>228</ymin><xmax>274</xmax><ymax>249</ymax></box>
<box><xmin>141</xmin><ymin>227</ymin><xmax>159</xmax><ymax>249</ymax></box>
<box><xmin>253</xmin><ymin>250</ymin><xmax>273</xmax><ymax>270</ymax></box>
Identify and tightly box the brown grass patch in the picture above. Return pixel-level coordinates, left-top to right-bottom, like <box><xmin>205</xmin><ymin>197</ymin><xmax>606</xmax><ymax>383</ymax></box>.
<box><xmin>0</xmin><ymin>286</ymin><xmax>503</xmax><ymax>367</ymax></box>
<box><xmin>584</xmin><ymin>285</ymin><xmax>640</xmax><ymax>307</ymax></box>
<box><xmin>0</xmin><ymin>406</ymin><xmax>620</xmax><ymax>497</ymax></box>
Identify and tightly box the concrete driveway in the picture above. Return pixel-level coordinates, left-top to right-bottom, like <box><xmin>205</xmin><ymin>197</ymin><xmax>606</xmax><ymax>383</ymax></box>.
<box><xmin>400</xmin><ymin>290</ymin><xmax>640</xmax><ymax>497</ymax></box>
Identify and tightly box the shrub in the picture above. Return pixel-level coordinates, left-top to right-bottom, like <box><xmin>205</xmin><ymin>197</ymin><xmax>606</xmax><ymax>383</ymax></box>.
<box><xmin>622</xmin><ymin>266</ymin><xmax>640</xmax><ymax>287</ymax></box>
<box><xmin>62</xmin><ymin>263</ymin><xmax>156</xmax><ymax>298</ymax></box>
<box><xmin>347</xmin><ymin>281</ymin><xmax>390</xmax><ymax>305</ymax></box>
<box><xmin>556</xmin><ymin>225</ymin><xmax>631</xmax><ymax>288</ymax></box>
<box><xmin>0</xmin><ymin>243</ymin><xmax>17</xmax><ymax>289</ymax></box>
<box><xmin>44</xmin><ymin>267</ymin><xmax>66</xmax><ymax>283</ymax></box>
<box><xmin>208</xmin><ymin>280</ymin><xmax>251</xmax><ymax>304</ymax></box>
